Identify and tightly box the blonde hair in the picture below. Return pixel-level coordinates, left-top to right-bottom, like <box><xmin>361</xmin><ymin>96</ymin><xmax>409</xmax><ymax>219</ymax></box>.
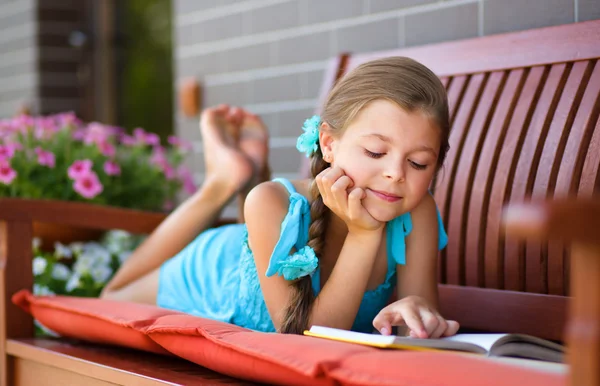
<box><xmin>280</xmin><ymin>56</ymin><xmax>451</xmax><ymax>334</ymax></box>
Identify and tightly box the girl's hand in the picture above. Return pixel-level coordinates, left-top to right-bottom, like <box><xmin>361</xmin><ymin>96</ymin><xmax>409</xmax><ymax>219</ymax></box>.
<box><xmin>373</xmin><ymin>296</ymin><xmax>460</xmax><ymax>339</ymax></box>
<box><xmin>316</xmin><ymin>167</ymin><xmax>384</xmax><ymax>234</ymax></box>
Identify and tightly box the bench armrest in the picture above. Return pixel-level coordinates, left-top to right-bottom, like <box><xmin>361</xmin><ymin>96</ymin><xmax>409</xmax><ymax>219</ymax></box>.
<box><xmin>504</xmin><ymin>198</ymin><xmax>600</xmax><ymax>386</ymax></box>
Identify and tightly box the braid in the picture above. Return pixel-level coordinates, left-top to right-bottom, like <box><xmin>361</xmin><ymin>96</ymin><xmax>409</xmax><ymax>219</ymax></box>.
<box><xmin>280</xmin><ymin>149</ymin><xmax>330</xmax><ymax>334</ymax></box>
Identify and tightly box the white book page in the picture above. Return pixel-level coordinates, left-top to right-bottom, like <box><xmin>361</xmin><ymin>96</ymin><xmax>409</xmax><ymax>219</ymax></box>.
<box><xmin>442</xmin><ymin>334</ymin><xmax>508</xmax><ymax>352</ymax></box>
<box><xmin>308</xmin><ymin>326</ymin><xmax>397</xmax><ymax>345</ymax></box>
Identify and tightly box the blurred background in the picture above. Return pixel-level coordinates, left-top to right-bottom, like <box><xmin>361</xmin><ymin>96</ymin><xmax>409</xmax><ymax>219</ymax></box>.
<box><xmin>0</xmin><ymin>0</ymin><xmax>598</xmax><ymax>212</ymax></box>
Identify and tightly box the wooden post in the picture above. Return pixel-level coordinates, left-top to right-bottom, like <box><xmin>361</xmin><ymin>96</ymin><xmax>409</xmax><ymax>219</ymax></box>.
<box><xmin>567</xmin><ymin>242</ymin><xmax>600</xmax><ymax>386</ymax></box>
<box><xmin>93</xmin><ymin>0</ymin><xmax>117</xmax><ymax>124</ymax></box>
<box><xmin>0</xmin><ymin>220</ymin><xmax>34</xmax><ymax>386</ymax></box>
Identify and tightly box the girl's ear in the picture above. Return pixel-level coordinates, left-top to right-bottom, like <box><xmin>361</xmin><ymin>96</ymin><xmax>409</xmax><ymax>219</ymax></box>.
<box><xmin>319</xmin><ymin>122</ymin><xmax>336</xmax><ymax>162</ymax></box>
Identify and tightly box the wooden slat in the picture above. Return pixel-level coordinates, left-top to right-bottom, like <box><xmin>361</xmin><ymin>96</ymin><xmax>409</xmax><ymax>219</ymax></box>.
<box><xmin>446</xmin><ymin>75</ymin><xmax>468</xmax><ymax>126</ymax></box>
<box><xmin>465</xmin><ymin>69</ymin><xmax>522</xmax><ymax>288</ymax></box>
<box><xmin>0</xmin><ymin>199</ymin><xmax>166</xmax><ymax>234</ymax></box>
<box><xmin>344</xmin><ymin>19</ymin><xmax>600</xmax><ymax>77</ymax></box>
<box><xmin>485</xmin><ymin>66</ymin><xmax>546</xmax><ymax>289</ymax></box>
<box><xmin>433</xmin><ymin>75</ymin><xmax>469</xmax><ymax>223</ymax></box>
<box><xmin>447</xmin><ymin>72</ymin><xmax>504</xmax><ymax>285</ymax></box>
<box><xmin>526</xmin><ymin>61</ymin><xmax>591</xmax><ymax>294</ymax></box>
<box><xmin>7</xmin><ymin>339</ymin><xmax>250</xmax><ymax>385</ymax></box>
<box><xmin>434</xmin><ymin>74</ymin><xmax>483</xmax><ymax>284</ymax></box>
<box><xmin>503</xmin><ymin>63</ymin><xmax>569</xmax><ymax>291</ymax></box>
<box><xmin>548</xmin><ymin>61</ymin><xmax>600</xmax><ymax>295</ymax></box>
<box><xmin>438</xmin><ymin>285</ymin><xmax>567</xmax><ymax>341</ymax></box>
<box><xmin>579</xmin><ymin>115</ymin><xmax>600</xmax><ymax>196</ymax></box>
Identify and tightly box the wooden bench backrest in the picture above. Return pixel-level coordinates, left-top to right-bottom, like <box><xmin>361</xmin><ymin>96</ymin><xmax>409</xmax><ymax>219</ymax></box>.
<box><xmin>340</xmin><ymin>20</ymin><xmax>600</xmax><ymax>340</ymax></box>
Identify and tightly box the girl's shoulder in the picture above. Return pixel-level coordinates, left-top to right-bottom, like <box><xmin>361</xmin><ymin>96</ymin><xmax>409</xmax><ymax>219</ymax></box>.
<box><xmin>243</xmin><ymin>179</ymin><xmax>311</xmax><ymax>225</ymax></box>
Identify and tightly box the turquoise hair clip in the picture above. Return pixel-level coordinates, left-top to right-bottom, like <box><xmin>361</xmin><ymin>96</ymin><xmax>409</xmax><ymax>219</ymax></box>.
<box><xmin>296</xmin><ymin>115</ymin><xmax>321</xmax><ymax>157</ymax></box>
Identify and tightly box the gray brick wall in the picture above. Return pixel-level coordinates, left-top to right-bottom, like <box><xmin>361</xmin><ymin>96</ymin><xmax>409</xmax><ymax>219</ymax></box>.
<box><xmin>0</xmin><ymin>0</ymin><xmax>38</xmax><ymax>118</ymax></box>
<box><xmin>174</xmin><ymin>0</ymin><xmax>600</xmax><ymax>217</ymax></box>
<box><xmin>173</xmin><ymin>0</ymin><xmax>599</xmax><ymax>203</ymax></box>
<box><xmin>0</xmin><ymin>0</ymin><xmax>84</xmax><ymax>119</ymax></box>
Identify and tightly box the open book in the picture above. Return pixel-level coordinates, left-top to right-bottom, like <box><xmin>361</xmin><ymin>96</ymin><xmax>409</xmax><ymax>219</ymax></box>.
<box><xmin>304</xmin><ymin>325</ymin><xmax>565</xmax><ymax>363</ymax></box>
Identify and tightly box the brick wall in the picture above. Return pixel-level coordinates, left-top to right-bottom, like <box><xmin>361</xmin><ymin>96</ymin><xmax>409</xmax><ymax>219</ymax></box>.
<box><xmin>0</xmin><ymin>0</ymin><xmax>37</xmax><ymax>118</ymax></box>
<box><xmin>0</xmin><ymin>0</ymin><xmax>88</xmax><ymax>119</ymax></box>
<box><xmin>173</xmin><ymin>0</ymin><xmax>599</xmax><ymax>208</ymax></box>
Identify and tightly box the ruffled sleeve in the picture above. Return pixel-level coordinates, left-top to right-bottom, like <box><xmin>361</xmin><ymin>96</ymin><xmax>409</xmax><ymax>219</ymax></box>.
<box><xmin>387</xmin><ymin>203</ymin><xmax>448</xmax><ymax>265</ymax></box>
<box><xmin>265</xmin><ymin>192</ymin><xmax>317</xmax><ymax>280</ymax></box>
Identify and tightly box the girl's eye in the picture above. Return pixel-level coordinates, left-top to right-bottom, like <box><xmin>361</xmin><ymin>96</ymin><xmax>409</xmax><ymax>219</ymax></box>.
<box><xmin>364</xmin><ymin>149</ymin><xmax>384</xmax><ymax>159</ymax></box>
<box><xmin>410</xmin><ymin>160</ymin><xmax>427</xmax><ymax>170</ymax></box>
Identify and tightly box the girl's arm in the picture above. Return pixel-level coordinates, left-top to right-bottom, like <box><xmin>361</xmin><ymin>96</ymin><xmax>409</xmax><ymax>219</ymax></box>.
<box><xmin>245</xmin><ymin>179</ymin><xmax>383</xmax><ymax>332</ymax></box>
<box><xmin>397</xmin><ymin>193</ymin><xmax>440</xmax><ymax>308</ymax></box>
<box><xmin>372</xmin><ymin>194</ymin><xmax>460</xmax><ymax>338</ymax></box>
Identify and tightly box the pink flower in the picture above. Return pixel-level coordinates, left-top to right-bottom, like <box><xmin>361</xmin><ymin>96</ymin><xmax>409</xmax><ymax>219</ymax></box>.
<box><xmin>133</xmin><ymin>127</ymin><xmax>160</xmax><ymax>146</ymax></box>
<box><xmin>168</xmin><ymin>136</ymin><xmax>192</xmax><ymax>152</ymax></box>
<box><xmin>56</xmin><ymin>112</ymin><xmax>78</xmax><ymax>127</ymax></box>
<box><xmin>34</xmin><ymin>117</ymin><xmax>59</xmax><ymax>139</ymax></box>
<box><xmin>68</xmin><ymin>159</ymin><xmax>93</xmax><ymax>180</ymax></box>
<box><xmin>0</xmin><ymin>144</ymin><xmax>16</xmax><ymax>160</ymax></box>
<box><xmin>103</xmin><ymin>160</ymin><xmax>121</xmax><ymax>176</ymax></box>
<box><xmin>145</xmin><ymin>133</ymin><xmax>160</xmax><ymax>146</ymax></box>
<box><xmin>120</xmin><ymin>134</ymin><xmax>137</xmax><ymax>146</ymax></box>
<box><xmin>97</xmin><ymin>141</ymin><xmax>116</xmax><ymax>157</ymax></box>
<box><xmin>35</xmin><ymin>147</ymin><xmax>56</xmax><ymax>168</ymax></box>
<box><xmin>162</xmin><ymin>200</ymin><xmax>174</xmax><ymax>211</ymax></box>
<box><xmin>133</xmin><ymin>127</ymin><xmax>147</xmax><ymax>142</ymax></box>
<box><xmin>150</xmin><ymin>146</ymin><xmax>167</xmax><ymax>167</ymax></box>
<box><xmin>0</xmin><ymin>160</ymin><xmax>17</xmax><ymax>185</ymax></box>
<box><xmin>163</xmin><ymin>165</ymin><xmax>176</xmax><ymax>180</ymax></box>
<box><xmin>72</xmin><ymin>129</ymin><xmax>86</xmax><ymax>141</ymax></box>
<box><xmin>178</xmin><ymin>166</ymin><xmax>196</xmax><ymax>194</ymax></box>
<box><xmin>73</xmin><ymin>171</ymin><xmax>103</xmax><ymax>199</ymax></box>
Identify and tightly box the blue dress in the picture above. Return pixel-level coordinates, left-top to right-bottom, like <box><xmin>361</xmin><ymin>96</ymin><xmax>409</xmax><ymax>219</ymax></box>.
<box><xmin>157</xmin><ymin>178</ymin><xmax>448</xmax><ymax>333</ymax></box>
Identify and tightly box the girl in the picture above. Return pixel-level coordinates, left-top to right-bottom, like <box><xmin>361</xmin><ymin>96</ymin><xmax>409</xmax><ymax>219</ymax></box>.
<box><xmin>102</xmin><ymin>56</ymin><xmax>460</xmax><ymax>338</ymax></box>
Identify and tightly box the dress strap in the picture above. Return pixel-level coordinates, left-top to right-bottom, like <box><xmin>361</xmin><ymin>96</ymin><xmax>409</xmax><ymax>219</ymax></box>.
<box><xmin>272</xmin><ymin>178</ymin><xmax>297</xmax><ymax>195</ymax></box>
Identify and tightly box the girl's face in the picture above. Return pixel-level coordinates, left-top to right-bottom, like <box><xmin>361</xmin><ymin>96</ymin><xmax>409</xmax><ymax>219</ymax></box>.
<box><xmin>323</xmin><ymin>99</ymin><xmax>441</xmax><ymax>222</ymax></box>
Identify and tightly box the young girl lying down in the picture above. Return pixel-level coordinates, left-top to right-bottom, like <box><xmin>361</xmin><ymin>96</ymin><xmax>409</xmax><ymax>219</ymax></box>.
<box><xmin>102</xmin><ymin>56</ymin><xmax>460</xmax><ymax>339</ymax></box>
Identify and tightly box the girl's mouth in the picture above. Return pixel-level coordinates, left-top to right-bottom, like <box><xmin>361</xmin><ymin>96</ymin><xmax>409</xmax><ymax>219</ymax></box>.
<box><xmin>368</xmin><ymin>189</ymin><xmax>402</xmax><ymax>203</ymax></box>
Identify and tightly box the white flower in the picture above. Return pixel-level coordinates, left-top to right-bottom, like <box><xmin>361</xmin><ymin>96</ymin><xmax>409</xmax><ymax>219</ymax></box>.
<box><xmin>90</xmin><ymin>265</ymin><xmax>112</xmax><ymax>284</ymax></box>
<box><xmin>32</xmin><ymin>237</ymin><xmax>42</xmax><ymax>250</ymax></box>
<box><xmin>33</xmin><ymin>284</ymin><xmax>55</xmax><ymax>296</ymax></box>
<box><xmin>51</xmin><ymin>263</ymin><xmax>71</xmax><ymax>281</ymax></box>
<box><xmin>73</xmin><ymin>254</ymin><xmax>94</xmax><ymax>275</ymax></box>
<box><xmin>118</xmin><ymin>251</ymin><xmax>132</xmax><ymax>264</ymax></box>
<box><xmin>32</xmin><ymin>257</ymin><xmax>48</xmax><ymax>276</ymax></box>
<box><xmin>83</xmin><ymin>242</ymin><xmax>111</xmax><ymax>265</ymax></box>
<box><xmin>66</xmin><ymin>274</ymin><xmax>81</xmax><ymax>292</ymax></box>
<box><xmin>104</xmin><ymin>230</ymin><xmax>133</xmax><ymax>254</ymax></box>
<box><xmin>69</xmin><ymin>242</ymin><xmax>84</xmax><ymax>255</ymax></box>
<box><xmin>54</xmin><ymin>242</ymin><xmax>73</xmax><ymax>259</ymax></box>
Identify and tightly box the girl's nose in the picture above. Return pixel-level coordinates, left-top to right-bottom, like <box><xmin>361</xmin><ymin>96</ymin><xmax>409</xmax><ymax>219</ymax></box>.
<box><xmin>383</xmin><ymin>162</ymin><xmax>406</xmax><ymax>182</ymax></box>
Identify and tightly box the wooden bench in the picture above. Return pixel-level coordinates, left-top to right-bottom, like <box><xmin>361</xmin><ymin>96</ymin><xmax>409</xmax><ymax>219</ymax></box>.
<box><xmin>1</xmin><ymin>19</ymin><xmax>599</xmax><ymax>386</ymax></box>
<box><xmin>337</xmin><ymin>18</ymin><xmax>600</xmax><ymax>342</ymax></box>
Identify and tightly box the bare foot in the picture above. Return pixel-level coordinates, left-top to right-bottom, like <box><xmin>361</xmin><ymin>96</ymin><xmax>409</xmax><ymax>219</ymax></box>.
<box><xmin>239</xmin><ymin>110</ymin><xmax>270</xmax><ymax>192</ymax></box>
<box><xmin>199</xmin><ymin>105</ymin><xmax>253</xmax><ymax>196</ymax></box>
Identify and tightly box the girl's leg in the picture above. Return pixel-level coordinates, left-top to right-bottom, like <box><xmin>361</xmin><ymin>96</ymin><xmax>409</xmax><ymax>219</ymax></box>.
<box><xmin>236</xmin><ymin>110</ymin><xmax>270</xmax><ymax>223</ymax></box>
<box><xmin>101</xmin><ymin>105</ymin><xmax>254</xmax><ymax>302</ymax></box>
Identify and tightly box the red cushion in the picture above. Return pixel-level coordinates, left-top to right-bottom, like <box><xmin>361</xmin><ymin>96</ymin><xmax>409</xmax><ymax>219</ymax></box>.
<box><xmin>148</xmin><ymin>314</ymin><xmax>566</xmax><ymax>386</ymax></box>
<box><xmin>146</xmin><ymin>314</ymin><xmax>373</xmax><ymax>385</ymax></box>
<box><xmin>13</xmin><ymin>291</ymin><xmax>566</xmax><ymax>385</ymax></box>
<box><xmin>12</xmin><ymin>290</ymin><xmax>176</xmax><ymax>355</ymax></box>
<box><xmin>330</xmin><ymin>351</ymin><xmax>567</xmax><ymax>386</ymax></box>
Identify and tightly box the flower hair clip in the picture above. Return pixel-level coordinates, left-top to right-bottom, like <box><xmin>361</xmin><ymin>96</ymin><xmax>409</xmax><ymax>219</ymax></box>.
<box><xmin>296</xmin><ymin>115</ymin><xmax>321</xmax><ymax>157</ymax></box>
